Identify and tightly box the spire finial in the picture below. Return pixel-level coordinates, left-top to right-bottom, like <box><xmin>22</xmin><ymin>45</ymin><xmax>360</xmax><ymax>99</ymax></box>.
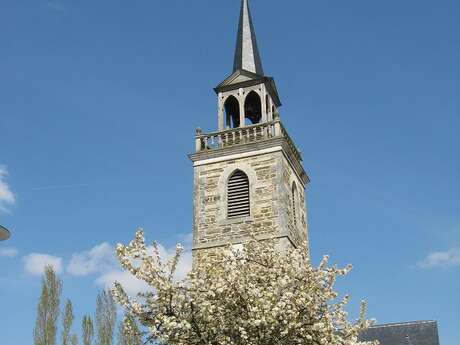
<box><xmin>233</xmin><ymin>0</ymin><xmax>264</xmax><ymax>76</ymax></box>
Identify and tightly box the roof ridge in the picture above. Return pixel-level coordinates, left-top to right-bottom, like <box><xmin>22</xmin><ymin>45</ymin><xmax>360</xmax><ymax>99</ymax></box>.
<box><xmin>369</xmin><ymin>320</ymin><xmax>437</xmax><ymax>328</ymax></box>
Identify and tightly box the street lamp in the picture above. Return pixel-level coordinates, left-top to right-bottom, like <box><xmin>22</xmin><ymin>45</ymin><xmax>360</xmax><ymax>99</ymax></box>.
<box><xmin>0</xmin><ymin>225</ymin><xmax>11</xmax><ymax>241</ymax></box>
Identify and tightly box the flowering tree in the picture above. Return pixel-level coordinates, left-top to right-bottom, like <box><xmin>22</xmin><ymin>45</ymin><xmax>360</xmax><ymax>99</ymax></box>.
<box><xmin>113</xmin><ymin>229</ymin><xmax>378</xmax><ymax>345</ymax></box>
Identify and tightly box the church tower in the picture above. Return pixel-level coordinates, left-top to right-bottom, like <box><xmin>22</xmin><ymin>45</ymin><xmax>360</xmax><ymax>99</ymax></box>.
<box><xmin>189</xmin><ymin>0</ymin><xmax>310</xmax><ymax>261</ymax></box>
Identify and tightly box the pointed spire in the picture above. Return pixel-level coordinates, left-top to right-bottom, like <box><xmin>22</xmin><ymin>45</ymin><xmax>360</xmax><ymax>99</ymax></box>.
<box><xmin>233</xmin><ymin>0</ymin><xmax>264</xmax><ymax>76</ymax></box>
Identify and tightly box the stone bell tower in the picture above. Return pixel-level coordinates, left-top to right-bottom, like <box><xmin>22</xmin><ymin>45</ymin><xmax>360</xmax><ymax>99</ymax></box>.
<box><xmin>189</xmin><ymin>0</ymin><xmax>310</xmax><ymax>262</ymax></box>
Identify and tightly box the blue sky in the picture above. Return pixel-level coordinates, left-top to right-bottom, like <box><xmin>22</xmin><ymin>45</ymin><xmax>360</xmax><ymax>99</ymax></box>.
<box><xmin>0</xmin><ymin>0</ymin><xmax>459</xmax><ymax>344</ymax></box>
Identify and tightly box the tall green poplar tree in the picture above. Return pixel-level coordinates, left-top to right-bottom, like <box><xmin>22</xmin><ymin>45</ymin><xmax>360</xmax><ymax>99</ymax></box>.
<box><xmin>33</xmin><ymin>266</ymin><xmax>62</xmax><ymax>345</ymax></box>
<box><xmin>61</xmin><ymin>300</ymin><xmax>74</xmax><ymax>345</ymax></box>
<box><xmin>96</xmin><ymin>290</ymin><xmax>117</xmax><ymax>345</ymax></box>
<box><xmin>82</xmin><ymin>315</ymin><xmax>94</xmax><ymax>345</ymax></box>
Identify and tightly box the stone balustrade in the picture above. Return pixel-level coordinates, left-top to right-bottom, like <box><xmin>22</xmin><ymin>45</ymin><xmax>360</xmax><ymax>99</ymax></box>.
<box><xmin>195</xmin><ymin>120</ymin><xmax>302</xmax><ymax>161</ymax></box>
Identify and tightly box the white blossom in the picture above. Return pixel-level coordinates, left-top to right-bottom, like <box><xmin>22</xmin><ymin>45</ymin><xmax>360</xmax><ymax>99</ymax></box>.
<box><xmin>112</xmin><ymin>229</ymin><xmax>378</xmax><ymax>345</ymax></box>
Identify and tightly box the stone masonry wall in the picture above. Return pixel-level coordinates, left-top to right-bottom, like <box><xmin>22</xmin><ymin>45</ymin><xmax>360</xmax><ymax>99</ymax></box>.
<box><xmin>193</xmin><ymin>151</ymin><xmax>282</xmax><ymax>249</ymax></box>
<box><xmin>192</xmin><ymin>148</ymin><xmax>309</xmax><ymax>260</ymax></box>
<box><xmin>280</xmin><ymin>158</ymin><xmax>309</xmax><ymax>250</ymax></box>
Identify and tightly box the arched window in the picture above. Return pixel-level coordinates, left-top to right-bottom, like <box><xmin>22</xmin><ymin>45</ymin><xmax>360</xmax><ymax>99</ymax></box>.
<box><xmin>227</xmin><ymin>170</ymin><xmax>250</xmax><ymax>218</ymax></box>
<box><xmin>224</xmin><ymin>96</ymin><xmax>240</xmax><ymax>128</ymax></box>
<box><xmin>292</xmin><ymin>182</ymin><xmax>298</xmax><ymax>227</ymax></box>
<box><xmin>244</xmin><ymin>91</ymin><xmax>262</xmax><ymax>125</ymax></box>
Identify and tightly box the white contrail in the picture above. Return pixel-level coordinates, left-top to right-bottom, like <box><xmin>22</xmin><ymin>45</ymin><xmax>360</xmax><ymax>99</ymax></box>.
<box><xmin>31</xmin><ymin>183</ymin><xmax>91</xmax><ymax>191</ymax></box>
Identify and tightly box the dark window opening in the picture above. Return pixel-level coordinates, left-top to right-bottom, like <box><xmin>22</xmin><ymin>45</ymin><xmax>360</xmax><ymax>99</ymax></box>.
<box><xmin>225</xmin><ymin>96</ymin><xmax>240</xmax><ymax>129</ymax></box>
<box><xmin>244</xmin><ymin>91</ymin><xmax>262</xmax><ymax>125</ymax></box>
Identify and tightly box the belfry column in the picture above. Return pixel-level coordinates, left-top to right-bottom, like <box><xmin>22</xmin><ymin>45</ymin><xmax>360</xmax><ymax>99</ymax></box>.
<box><xmin>218</xmin><ymin>94</ymin><xmax>224</xmax><ymax>131</ymax></box>
<box><xmin>261</xmin><ymin>87</ymin><xmax>267</xmax><ymax>122</ymax></box>
<box><xmin>268</xmin><ymin>97</ymin><xmax>273</xmax><ymax>121</ymax></box>
<box><xmin>239</xmin><ymin>89</ymin><xmax>245</xmax><ymax>127</ymax></box>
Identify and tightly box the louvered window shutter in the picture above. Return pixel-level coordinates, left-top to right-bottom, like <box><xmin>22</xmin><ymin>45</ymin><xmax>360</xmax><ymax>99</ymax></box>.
<box><xmin>227</xmin><ymin>170</ymin><xmax>250</xmax><ymax>218</ymax></box>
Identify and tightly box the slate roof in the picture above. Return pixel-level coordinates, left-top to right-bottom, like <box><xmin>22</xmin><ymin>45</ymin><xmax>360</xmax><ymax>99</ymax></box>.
<box><xmin>233</xmin><ymin>0</ymin><xmax>264</xmax><ymax>76</ymax></box>
<box><xmin>359</xmin><ymin>320</ymin><xmax>440</xmax><ymax>345</ymax></box>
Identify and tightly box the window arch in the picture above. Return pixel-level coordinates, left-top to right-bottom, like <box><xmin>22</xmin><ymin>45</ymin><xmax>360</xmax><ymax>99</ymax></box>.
<box><xmin>292</xmin><ymin>182</ymin><xmax>298</xmax><ymax>227</ymax></box>
<box><xmin>227</xmin><ymin>170</ymin><xmax>250</xmax><ymax>218</ymax></box>
<box><xmin>244</xmin><ymin>91</ymin><xmax>262</xmax><ymax>125</ymax></box>
<box><xmin>224</xmin><ymin>96</ymin><xmax>240</xmax><ymax>128</ymax></box>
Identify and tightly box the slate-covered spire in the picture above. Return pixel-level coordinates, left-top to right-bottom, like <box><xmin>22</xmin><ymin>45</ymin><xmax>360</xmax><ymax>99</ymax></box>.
<box><xmin>233</xmin><ymin>0</ymin><xmax>264</xmax><ymax>76</ymax></box>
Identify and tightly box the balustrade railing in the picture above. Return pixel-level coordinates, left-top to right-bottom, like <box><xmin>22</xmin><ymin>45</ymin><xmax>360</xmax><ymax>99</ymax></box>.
<box><xmin>195</xmin><ymin>120</ymin><xmax>302</xmax><ymax>161</ymax></box>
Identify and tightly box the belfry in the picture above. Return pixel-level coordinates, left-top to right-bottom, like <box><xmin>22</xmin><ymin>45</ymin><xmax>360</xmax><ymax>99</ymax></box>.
<box><xmin>189</xmin><ymin>0</ymin><xmax>310</xmax><ymax>261</ymax></box>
